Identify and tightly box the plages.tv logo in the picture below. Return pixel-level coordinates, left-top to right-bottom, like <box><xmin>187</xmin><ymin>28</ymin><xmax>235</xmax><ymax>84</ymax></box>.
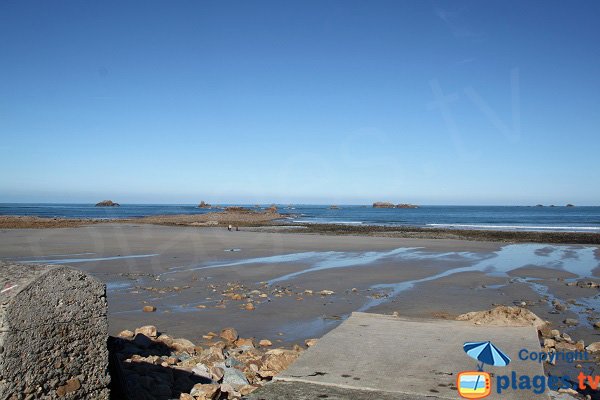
<box><xmin>457</xmin><ymin>341</ymin><xmax>511</xmax><ymax>399</ymax></box>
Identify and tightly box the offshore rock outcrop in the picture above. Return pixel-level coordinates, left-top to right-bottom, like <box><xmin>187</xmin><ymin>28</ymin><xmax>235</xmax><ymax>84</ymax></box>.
<box><xmin>372</xmin><ymin>202</ymin><xmax>418</xmax><ymax>209</ymax></box>
<box><xmin>96</xmin><ymin>200</ymin><xmax>120</xmax><ymax>207</ymax></box>
<box><xmin>372</xmin><ymin>202</ymin><xmax>395</xmax><ymax>208</ymax></box>
<box><xmin>198</xmin><ymin>201</ymin><xmax>212</xmax><ymax>209</ymax></box>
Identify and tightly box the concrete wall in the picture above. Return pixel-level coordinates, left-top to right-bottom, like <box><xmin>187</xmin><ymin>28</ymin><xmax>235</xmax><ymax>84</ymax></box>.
<box><xmin>0</xmin><ymin>262</ymin><xmax>110</xmax><ymax>399</ymax></box>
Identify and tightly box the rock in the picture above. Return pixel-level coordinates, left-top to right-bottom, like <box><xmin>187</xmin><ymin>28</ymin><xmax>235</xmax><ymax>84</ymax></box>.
<box><xmin>563</xmin><ymin>318</ymin><xmax>579</xmax><ymax>326</ymax></box>
<box><xmin>225</xmin><ymin>356</ymin><xmax>244</xmax><ymax>368</ymax></box>
<box><xmin>56</xmin><ymin>378</ymin><xmax>81</xmax><ymax>396</ymax></box>
<box><xmin>220</xmin><ymin>328</ymin><xmax>239</xmax><ymax>342</ymax></box>
<box><xmin>305</xmin><ymin>338</ymin><xmax>318</xmax><ymax>347</ymax></box>
<box><xmin>576</xmin><ymin>281</ymin><xmax>600</xmax><ymax>288</ymax></box>
<box><xmin>133</xmin><ymin>333</ymin><xmax>153</xmax><ymax>349</ymax></box>
<box><xmin>566</xmin><ymin>204</ymin><xmax>575</xmax><ymax>207</ymax></box>
<box><xmin>552</xmin><ymin>300</ymin><xmax>567</xmax><ymax>311</ymax></box>
<box><xmin>244</xmin><ymin>303</ymin><xmax>255</xmax><ymax>311</ymax></box>
<box><xmin>135</xmin><ymin>325</ymin><xmax>158</xmax><ymax>338</ymax></box>
<box><xmin>172</xmin><ymin>338</ymin><xmax>196</xmax><ymax>353</ymax></box>
<box><xmin>558</xmin><ymin>388</ymin><xmax>579</xmax><ymax>396</ymax></box>
<box><xmin>142</xmin><ymin>305</ymin><xmax>156</xmax><ymax>312</ymax></box>
<box><xmin>95</xmin><ymin>200</ymin><xmax>119</xmax><ymax>207</ymax></box>
<box><xmin>586</xmin><ymin>342</ymin><xmax>600</xmax><ymax>352</ymax></box>
<box><xmin>594</xmin><ymin>322</ymin><xmax>600</xmax><ymax>329</ymax></box>
<box><xmin>192</xmin><ymin>363</ymin><xmax>212</xmax><ymax>380</ymax></box>
<box><xmin>259</xmin><ymin>349</ymin><xmax>299</xmax><ymax>377</ymax></box>
<box><xmin>544</xmin><ymin>338</ymin><xmax>556</xmax><ymax>348</ymax></box>
<box><xmin>118</xmin><ymin>330</ymin><xmax>135</xmax><ymax>339</ymax></box>
<box><xmin>555</xmin><ymin>342</ymin><xmax>578</xmax><ymax>351</ymax></box>
<box><xmin>266</xmin><ymin>205</ymin><xmax>278</xmax><ymax>213</ymax></box>
<box><xmin>198</xmin><ymin>201</ymin><xmax>211</xmax><ymax>209</ymax></box>
<box><xmin>259</xmin><ymin>339</ymin><xmax>272</xmax><ymax>347</ymax></box>
<box><xmin>210</xmin><ymin>366</ymin><xmax>224</xmax><ymax>382</ymax></box>
<box><xmin>234</xmin><ymin>338</ymin><xmax>255</xmax><ymax>348</ymax></box>
<box><xmin>561</xmin><ymin>332</ymin><xmax>573</xmax><ymax>343</ymax></box>
<box><xmin>239</xmin><ymin>385</ymin><xmax>259</xmax><ymax>396</ymax></box>
<box><xmin>395</xmin><ymin>203</ymin><xmax>418</xmax><ymax>208</ymax></box>
<box><xmin>219</xmin><ymin>383</ymin><xmax>240</xmax><ymax>398</ymax></box>
<box><xmin>190</xmin><ymin>383</ymin><xmax>220</xmax><ymax>400</ymax></box>
<box><xmin>222</xmin><ymin>366</ymin><xmax>250</xmax><ymax>386</ymax></box>
<box><xmin>319</xmin><ymin>290</ymin><xmax>335</xmax><ymax>296</ymax></box>
<box><xmin>156</xmin><ymin>334</ymin><xmax>174</xmax><ymax>347</ymax></box>
<box><xmin>372</xmin><ymin>202</ymin><xmax>395</xmax><ymax>208</ymax></box>
<box><xmin>199</xmin><ymin>346</ymin><xmax>225</xmax><ymax>364</ymax></box>
<box><xmin>167</xmin><ymin>356</ymin><xmax>178</xmax><ymax>365</ymax></box>
<box><xmin>180</xmin><ymin>394</ymin><xmax>194</xmax><ymax>400</ymax></box>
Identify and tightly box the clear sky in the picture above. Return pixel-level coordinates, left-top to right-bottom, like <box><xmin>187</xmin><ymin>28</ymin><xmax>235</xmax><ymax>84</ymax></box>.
<box><xmin>1</xmin><ymin>1</ymin><xmax>599</xmax><ymax>205</ymax></box>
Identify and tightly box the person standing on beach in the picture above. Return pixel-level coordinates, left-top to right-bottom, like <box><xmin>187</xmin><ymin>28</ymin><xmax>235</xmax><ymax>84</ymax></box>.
<box><xmin>228</xmin><ymin>224</ymin><xmax>232</xmax><ymax>231</ymax></box>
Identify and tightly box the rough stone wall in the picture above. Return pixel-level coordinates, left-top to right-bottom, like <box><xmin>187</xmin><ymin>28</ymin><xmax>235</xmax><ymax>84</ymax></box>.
<box><xmin>0</xmin><ymin>262</ymin><xmax>110</xmax><ymax>399</ymax></box>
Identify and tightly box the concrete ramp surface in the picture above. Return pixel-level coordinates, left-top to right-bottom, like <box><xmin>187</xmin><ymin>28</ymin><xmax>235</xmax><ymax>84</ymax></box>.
<box><xmin>252</xmin><ymin>312</ymin><xmax>548</xmax><ymax>399</ymax></box>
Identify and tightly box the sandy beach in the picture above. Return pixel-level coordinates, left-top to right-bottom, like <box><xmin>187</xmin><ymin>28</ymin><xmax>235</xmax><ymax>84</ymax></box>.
<box><xmin>1</xmin><ymin>223</ymin><xmax>599</xmax><ymax>358</ymax></box>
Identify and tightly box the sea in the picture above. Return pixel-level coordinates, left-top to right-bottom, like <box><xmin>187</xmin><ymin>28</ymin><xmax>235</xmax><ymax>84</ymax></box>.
<box><xmin>1</xmin><ymin>203</ymin><xmax>600</xmax><ymax>233</ymax></box>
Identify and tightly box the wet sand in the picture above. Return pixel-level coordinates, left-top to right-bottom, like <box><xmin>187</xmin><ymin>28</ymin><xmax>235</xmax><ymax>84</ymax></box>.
<box><xmin>1</xmin><ymin>223</ymin><xmax>599</xmax><ymax>356</ymax></box>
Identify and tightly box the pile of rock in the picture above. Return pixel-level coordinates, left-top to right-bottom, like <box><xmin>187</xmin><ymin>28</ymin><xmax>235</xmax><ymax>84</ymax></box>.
<box><xmin>458</xmin><ymin>306</ymin><xmax>600</xmax><ymax>367</ymax></box>
<box><xmin>113</xmin><ymin>325</ymin><xmax>315</xmax><ymax>400</ymax></box>
<box><xmin>539</xmin><ymin>327</ymin><xmax>586</xmax><ymax>361</ymax></box>
<box><xmin>570</xmin><ymin>280</ymin><xmax>600</xmax><ymax>289</ymax></box>
<box><xmin>457</xmin><ymin>305</ymin><xmax>547</xmax><ymax>329</ymax></box>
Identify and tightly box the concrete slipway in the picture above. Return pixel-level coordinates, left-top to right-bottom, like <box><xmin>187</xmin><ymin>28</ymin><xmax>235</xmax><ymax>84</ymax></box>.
<box><xmin>250</xmin><ymin>312</ymin><xmax>550</xmax><ymax>399</ymax></box>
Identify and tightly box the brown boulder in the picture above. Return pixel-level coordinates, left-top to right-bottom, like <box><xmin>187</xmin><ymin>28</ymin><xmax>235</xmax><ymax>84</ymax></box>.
<box><xmin>190</xmin><ymin>383</ymin><xmax>220</xmax><ymax>400</ymax></box>
<box><xmin>259</xmin><ymin>349</ymin><xmax>299</xmax><ymax>377</ymax></box>
<box><xmin>118</xmin><ymin>330</ymin><xmax>135</xmax><ymax>339</ymax></box>
<box><xmin>220</xmin><ymin>327</ymin><xmax>239</xmax><ymax>342</ymax></box>
<box><xmin>135</xmin><ymin>325</ymin><xmax>158</xmax><ymax>338</ymax></box>
<box><xmin>235</xmin><ymin>337</ymin><xmax>255</xmax><ymax>348</ymax></box>
<box><xmin>586</xmin><ymin>342</ymin><xmax>600</xmax><ymax>352</ymax></box>
<box><xmin>172</xmin><ymin>338</ymin><xmax>196</xmax><ymax>353</ymax></box>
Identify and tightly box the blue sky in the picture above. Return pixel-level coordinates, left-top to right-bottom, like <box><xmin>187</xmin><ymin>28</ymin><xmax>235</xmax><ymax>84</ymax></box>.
<box><xmin>1</xmin><ymin>1</ymin><xmax>599</xmax><ymax>205</ymax></box>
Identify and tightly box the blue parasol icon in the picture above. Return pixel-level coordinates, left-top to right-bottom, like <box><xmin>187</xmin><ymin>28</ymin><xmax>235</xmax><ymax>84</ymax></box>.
<box><xmin>463</xmin><ymin>341</ymin><xmax>511</xmax><ymax>371</ymax></box>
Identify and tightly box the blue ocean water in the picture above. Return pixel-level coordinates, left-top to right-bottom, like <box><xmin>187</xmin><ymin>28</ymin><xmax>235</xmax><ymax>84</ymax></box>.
<box><xmin>1</xmin><ymin>203</ymin><xmax>599</xmax><ymax>232</ymax></box>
